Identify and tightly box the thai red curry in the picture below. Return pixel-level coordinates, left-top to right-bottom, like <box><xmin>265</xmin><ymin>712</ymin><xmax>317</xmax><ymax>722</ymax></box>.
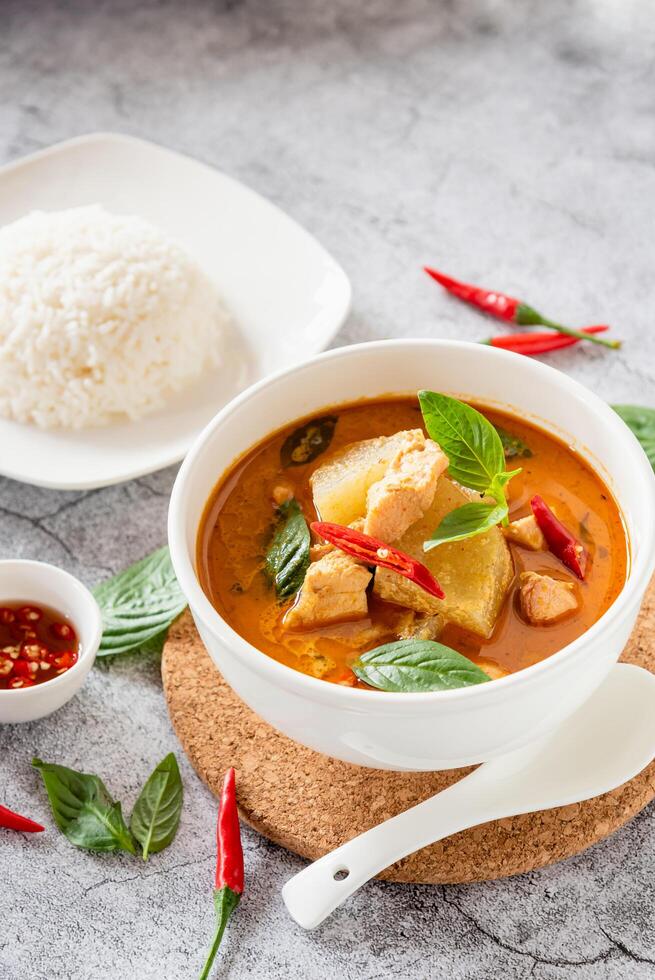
<box><xmin>197</xmin><ymin>393</ymin><xmax>627</xmax><ymax>693</ymax></box>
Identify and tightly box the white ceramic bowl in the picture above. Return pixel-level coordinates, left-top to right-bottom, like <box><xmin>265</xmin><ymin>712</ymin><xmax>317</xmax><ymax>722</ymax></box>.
<box><xmin>168</xmin><ymin>340</ymin><xmax>655</xmax><ymax>771</ymax></box>
<box><xmin>0</xmin><ymin>561</ymin><xmax>102</xmax><ymax>723</ymax></box>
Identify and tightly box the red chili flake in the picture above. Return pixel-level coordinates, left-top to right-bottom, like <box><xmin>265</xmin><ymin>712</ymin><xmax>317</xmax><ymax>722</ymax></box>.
<box><xmin>22</xmin><ymin>643</ymin><xmax>45</xmax><ymax>662</ymax></box>
<box><xmin>0</xmin><ymin>608</ymin><xmax>15</xmax><ymax>625</ymax></box>
<box><xmin>9</xmin><ymin>677</ymin><xmax>34</xmax><ymax>689</ymax></box>
<box><xmin>311</xmin><ymin>522</ymin><xmax>445</xmax><ymax>600</ymax></box>
<box><xmin>17</xmin><ymin>606</ymin><xmax>43</xmax><ymax>624</ymax></box>
<box><xmin>531</xmin><ymin>495</ymin><xmax>588</xmax><ymax>579</ymax></box>
<box><xmin>51</xmin><ymin>622</ymin><xmax>74</xmax><ymax>641</ymax></box>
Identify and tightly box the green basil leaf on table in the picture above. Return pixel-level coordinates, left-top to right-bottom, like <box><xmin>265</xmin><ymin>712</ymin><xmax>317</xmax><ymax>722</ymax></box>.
<box><xmin>418</xmin><ymin>390</ymin><xmax>505</xmax><ymax>493</ymax></box>
<box><xmin>130</xmin><ymin>753</ymin><xmax>183</xmax><ymax>861</ymax></box>
<box><xmin>496</xmin><ymin>426</ymin><xmax>533</xmax><ymax>459</ymax></box>
<box><xmin>612</xmin><ymin>405</ymin><xmax>655</xmax><ymax>472</ymax></box>
<box><xmin>264</xmin><ymin>498</ymin><xmax>311</xmax><ymax>599</ymax></box>
<box><xmin>32</xmin><ymin>758</ymin><xmax>136</xmax><ymax>854</ymax></box>
<box><xmin>424</xmin><ymin>500</ymin><xmax>509</xmax><ymax>549</ymax></box>
<box><xmin>352</xmin><ymin>640</ymin><xmax>491</xmax><ymax>692</ymax></box>
<box><xmin>93</xmin><ymin>546</ymin><xmax>187</xmax><ymax>657</ymax></box>
<box><xmin>280</xmin><ymin>415</ymin><xmax>337</xmax><ymax>467</ymax></box>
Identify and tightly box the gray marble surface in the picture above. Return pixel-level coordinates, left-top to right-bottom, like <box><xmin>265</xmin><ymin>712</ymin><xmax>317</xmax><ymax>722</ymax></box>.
<box><xmin>1</xmin><ymin>1</ymin><xmax>655</xmax><ymax>977</ymax></box>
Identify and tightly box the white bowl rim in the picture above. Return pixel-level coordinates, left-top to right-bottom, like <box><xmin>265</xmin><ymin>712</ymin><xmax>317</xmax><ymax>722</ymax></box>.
<box><xmin>0</xmin><ymin>559</ymin><xmax>102</xmax><ymax>700</ymax></box>
<box><xmin>168</xmin><ymin>338</ymin><xmax>655</xmax><ymax>710</ymax></box>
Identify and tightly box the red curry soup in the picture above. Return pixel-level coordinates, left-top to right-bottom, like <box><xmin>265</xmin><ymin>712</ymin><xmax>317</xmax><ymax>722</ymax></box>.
<box><xmin>197</xmin><ymin>394</ymin><xmax>627</xmax><ymax>692</ymax></box>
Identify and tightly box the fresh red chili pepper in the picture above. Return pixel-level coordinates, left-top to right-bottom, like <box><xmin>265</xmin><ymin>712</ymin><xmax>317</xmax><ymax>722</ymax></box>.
<box><xmin>199</xmin><ymin>768</ymin><xmax>244</xmax><ymax>980</ymax></box>
<box><xmin>484</xmin><ymin>325</ymin><xmax>609</xmax><ymax>356</ymax></box>
<box><xmin>0</xmin><ymin>803</ymin><xmax>44</xmax><ymax>833</ymax></box>
<box><xmin>311</xmin><ymin>521</ymin><xmax>445</xmax><ymax>600</ymax></box>
<box><xmin>531</xmin><ymin>495</ymin><xmax>588</xmax><ymax>579</ymax></box>
<box><xmin>424</xmin><ymin>267</ymin><xmax>621</xmax><ymax>350</ymax></box>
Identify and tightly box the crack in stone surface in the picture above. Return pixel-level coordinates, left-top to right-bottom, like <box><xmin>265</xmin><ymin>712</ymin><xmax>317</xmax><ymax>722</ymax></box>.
<box><xmin>364</xmin><ymin>953</ymin><xmax>430</xmax><ymax>979</ymax></box>
<box><xmin>82</xmin><ymin>853</ymin><xmax>213</xmax><ymax>896</ymax></box>
<box><xmin>597</xmin><ymin>924</ymin><xmax>655</xmax><ymax>966</ymax></box>
<box><xmin>134</xmin><ymin>478</ymin><xmax>172</xmax><ymax>499</ymax></box>
<box><xmin>441</xmin><ymin>889</ymin><xmax>615</xmax><ymax>969</ymax></box>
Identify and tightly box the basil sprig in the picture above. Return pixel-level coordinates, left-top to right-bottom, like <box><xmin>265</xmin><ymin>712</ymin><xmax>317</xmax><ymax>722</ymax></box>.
<box><xmin>613</xmin><ymin>404</ymin><xmax>655</xmax><ymax>472</ymax></box>
<box><xmin>93</xmin><ymin>546</ymin><xmax>187</xmax><ymax>658</ymax></box>
<box><xmin>352</xmin><ymin>639</ymin><xmax>491</xmax><ymax>692</ymax></box>
<box><xmin>418</xmin><ymin>391</ymin><xmax>521</xmax><ymax>548</ymax></box>
<box><xmin>130</xmin><ymin>753</ymin><xmax>183</xmax><ymax>861</ymax></box>
<box><xmin>33</xmin><ymin>753</ymin><xmax>183</xmax><ymax>859</ymax></box>
<box><xmin>32</xmin><ymin>758</ymin><xmax>137</xmax><ymax>854</ymax></box>
<box><xmin>264</xmin><ymin>498</ymin><xmax>311</xmax><ymax>599</ymax></box>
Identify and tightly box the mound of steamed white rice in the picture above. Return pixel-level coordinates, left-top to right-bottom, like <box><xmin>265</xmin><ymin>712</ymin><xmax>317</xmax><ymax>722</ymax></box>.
<box><xmin>0</xmin><ymin>205</ymin><xmax>228</xmax><ymax>429</ymax></box>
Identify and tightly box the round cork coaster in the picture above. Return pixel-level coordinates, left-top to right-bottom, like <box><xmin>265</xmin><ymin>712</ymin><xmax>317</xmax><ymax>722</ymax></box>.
<box><xmin>162</xmin><ymin>578</ymin><xmax>655</xmax><ymax>884</ymax></box>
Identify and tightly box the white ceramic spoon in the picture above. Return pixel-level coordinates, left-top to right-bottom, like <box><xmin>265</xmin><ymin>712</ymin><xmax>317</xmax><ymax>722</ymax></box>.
<box><xmin>282</xmin><ymin>664</ymin><xmax>655</xmax><ymax>930</ymax></box>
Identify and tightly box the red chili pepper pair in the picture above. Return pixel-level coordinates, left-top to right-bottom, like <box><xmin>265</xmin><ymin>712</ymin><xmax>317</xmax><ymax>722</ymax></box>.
<box><xmin>200</xmin><ymin>768</ymin><xmax>244</xmax><ymax>980</ymax></box>
<box><xmin>0</xmin><ymin>803</ymin><xmax>44</xmax><ymax>833</ymax></box>
<box><xmin>311</xmin><ymin>521</ymin><xmax>445</xmax><ymax>599</ymax></box>
<box><xmin>424</xmin><ymin>267</ymin><xmax>621</xmax><ymax>351</ymax></box>
<box><xmin>531</xmin><ymin>495</ymin><xmax>587</xmax><ymax>579</ymax></box>
<box><xmin>485</xmin><ymin>325</ymin><xmax>609</xmax><ymax>356</ymax></box>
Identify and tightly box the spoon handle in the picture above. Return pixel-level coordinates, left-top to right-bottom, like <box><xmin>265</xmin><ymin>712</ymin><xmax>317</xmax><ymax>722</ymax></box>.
<box><xmin>282</xmin><ymin>766</ymin><xmax>502</xmax><ymax>929</ymax></box>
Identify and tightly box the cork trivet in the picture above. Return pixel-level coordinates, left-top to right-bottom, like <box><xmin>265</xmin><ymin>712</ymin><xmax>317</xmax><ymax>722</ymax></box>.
<box><xmin>162</xmin><ymin>578</ymin><xmax>655</xmax><ymax>884</ymax></box>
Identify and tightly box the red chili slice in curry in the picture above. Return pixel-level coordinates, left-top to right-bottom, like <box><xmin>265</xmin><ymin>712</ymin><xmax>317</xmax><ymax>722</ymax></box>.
<box><xmin>531</xmin><ymin>495</ymin><xmax>588</xmax><ymax>579</ymax></box>
<box><xmin>311</xmin><ymin>521</ymin><xmax>445</xmax><ymax>600</ymax></box>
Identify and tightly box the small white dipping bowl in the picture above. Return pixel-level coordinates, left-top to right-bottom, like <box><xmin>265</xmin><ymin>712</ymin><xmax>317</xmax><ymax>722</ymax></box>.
<box><xmin>168</xmin><ymin>340</ymin><xmax>655</xmax><ymax>771</ymax></box>
<box><xmin>0</xmin><ymin>561</ymin><xmax>102</xmax><ymax>724</ymax></box>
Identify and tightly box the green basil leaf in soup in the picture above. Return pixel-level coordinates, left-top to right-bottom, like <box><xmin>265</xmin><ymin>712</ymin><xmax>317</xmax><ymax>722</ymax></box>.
<box><xmin>280</xmin><ymin>415</ymin><xmax>338</xmax><ymax>468</ymax></box>
<box><xmin>352</xmin><ymin>640</ymin><xmax>491</xmax><ymax>692</ymax></box>
<box><xmin>612</xmin><ymin>405</ymin><xmax>655</xmax><ymax>472</ymax></box>
<box><xmin>424</xmin><ymin>500</ymin><xmax>509</xmax><ymax>550</ymax></box>
<box><xmin>130</xmin><ymin>753</ymin><xmax>183</xmax><ymax>861</ymax></box>
<box><xmin>265</xmin><ymin>498</ymin><xmax>311</xmax><ymax>599</ymax></box>
<box><xmin>495</xmin><ymin>426</ymin><xmax>533</xmax><ymax>459</ymax></box>
<box><xmin>93</xmin><ymin>546</ymin><xmax>187</xmax><ymax>658</ymax></box>
<box><xmin>32</xmin><ymin>758</ymin><xmax>136</xmax><ymax>854</ymax></box>
<box><xmin>418</xmin><ymin>391</ymin><xmax>505</xmax><ymax>493</ymax></box>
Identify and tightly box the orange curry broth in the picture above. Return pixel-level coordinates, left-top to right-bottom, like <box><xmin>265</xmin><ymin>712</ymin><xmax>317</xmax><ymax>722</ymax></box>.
<box><xmin>197</xmin><ymin>397</ymin><xmax>628</xmax><ymax>687</ymax></box>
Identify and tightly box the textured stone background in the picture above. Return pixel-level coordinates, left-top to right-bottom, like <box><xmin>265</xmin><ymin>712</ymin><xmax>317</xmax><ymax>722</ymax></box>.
<box><xmin>1</xmin><ymin>1</ymin><xmax>655</xmax><ymax>977</ymax></box>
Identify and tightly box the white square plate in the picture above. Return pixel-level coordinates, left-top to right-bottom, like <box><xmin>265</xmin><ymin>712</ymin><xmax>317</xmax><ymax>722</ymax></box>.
<box><xmin>0</xmin><ymin>133</ymin><xmax>351</xmax><ymax>489</ymax></box>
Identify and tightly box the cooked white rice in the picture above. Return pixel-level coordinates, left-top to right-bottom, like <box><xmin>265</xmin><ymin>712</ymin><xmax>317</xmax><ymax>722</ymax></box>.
<box><xmin>0</xmin><ymin>205</ymin><xmax>228</xmax><ymax>429</ymax></box>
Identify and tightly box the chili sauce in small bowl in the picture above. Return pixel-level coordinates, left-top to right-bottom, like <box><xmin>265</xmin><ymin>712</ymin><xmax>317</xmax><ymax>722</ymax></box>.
<box><xmin>0</xmin><ymin>559</ymin><xmax>102</xmax><ymax>723</ymax></box>
<box><xmin>0</xmin><ymin>603</ymin><xmax>79</xmax><ymax>690</ymax></box>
